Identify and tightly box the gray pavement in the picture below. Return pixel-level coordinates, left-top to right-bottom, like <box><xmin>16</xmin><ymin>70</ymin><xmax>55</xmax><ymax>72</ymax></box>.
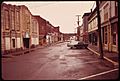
<box><xmin>2</xmin><ymin>42</ymin><xmax>119</xmax><ymax>80</ymax></box>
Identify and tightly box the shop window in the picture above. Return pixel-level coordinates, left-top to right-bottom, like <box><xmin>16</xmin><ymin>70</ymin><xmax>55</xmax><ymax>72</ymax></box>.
<box><xmin>104</xmin><ymin>26</ymin><xmax>107</xmax><ymax>44</ymax></box>
<box><xmin>112</xmin><ymin>23</ymin><xmax>117</xmax><ymax>45</ymax></box>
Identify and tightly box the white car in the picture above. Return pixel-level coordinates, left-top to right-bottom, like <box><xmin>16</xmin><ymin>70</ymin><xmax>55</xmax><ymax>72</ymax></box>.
<box><xmin>67</xmin><ymin>40</ymin><xmax>79</xmax><ymax>49</ymax></box>
<box><xmin>67</xmin><ymin>40</ymin><xmax>88</xmax><ymax>49</ymax></box>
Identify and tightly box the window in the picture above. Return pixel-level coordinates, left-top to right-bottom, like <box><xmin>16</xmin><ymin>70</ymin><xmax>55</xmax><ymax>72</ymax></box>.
<box><xmin>32</xmin><ymin>20</ymin><xmax>34</xmax><ymax>33</ymax></box>
<box><xmin>112</xmin><ymin>23</ymin><xmax>117</xmax><ymax>45</ymax></box>
<box><xmin>104</xmin><ymin>4</ymin><xmax>108</xmax><ymax>21</ymax></box>
<box><xmin>104</xmin><ymin>26</ymin><xmax>107</xmax><ymax>44</ymax></box>
<box><xmin>16</xmin><ymin>11</ymin><xmax>20</xmax><ymax>31</ymax></box>
<box><xmin>11</xmin><ymin>11</ymin><xmax>15</xmax><ymax>30</ymax></box>
<box><xmin>12</xmin><ymin>39</ymin><xmax>15</xmax><ymax>48</ymax></box>
<box><xmin>4</xmin><ymin>10</ymin><xmax>9</xmax><ymax>30</ymax></box>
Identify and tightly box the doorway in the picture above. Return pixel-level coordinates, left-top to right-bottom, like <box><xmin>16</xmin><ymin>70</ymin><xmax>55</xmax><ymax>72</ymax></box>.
<box><xmin>23</xmin><ymin>38</ymin><xmax>30</xmax><ymax>48</ymax></box>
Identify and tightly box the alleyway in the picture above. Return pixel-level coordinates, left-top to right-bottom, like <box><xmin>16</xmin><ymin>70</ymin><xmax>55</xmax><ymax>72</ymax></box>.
<box><xmin>2</xmin><ymin>42</ymin><xmax>118</xmax><ymax>80</ymax></box>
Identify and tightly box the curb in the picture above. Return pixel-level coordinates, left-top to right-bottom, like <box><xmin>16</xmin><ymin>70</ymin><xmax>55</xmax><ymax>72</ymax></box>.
<box><xmin>87</xmin><ymin>47</ymin><xmax>119</xmax><ymax>68</ymax></box>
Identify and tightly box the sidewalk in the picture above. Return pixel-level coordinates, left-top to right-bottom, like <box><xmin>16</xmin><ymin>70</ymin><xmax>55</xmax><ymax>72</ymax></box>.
<box><xmin>2</xmin><ymin>41</ymin><xmax>63</xmax><ymax>58</ymax></box>
<box><xmin>87</xmin><ymin>44</ymin><xmax>119</xmax><ymax>67</ymax></box>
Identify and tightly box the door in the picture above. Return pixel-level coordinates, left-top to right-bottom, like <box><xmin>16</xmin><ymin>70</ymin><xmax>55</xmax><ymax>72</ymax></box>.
<box><xmin>23</xmin><ymin>38</ymin><xmax>30</xmax><ymax>48</ymax></box>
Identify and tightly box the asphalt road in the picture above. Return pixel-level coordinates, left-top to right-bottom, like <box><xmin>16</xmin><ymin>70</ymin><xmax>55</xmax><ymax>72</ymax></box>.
<box><xmin>2</xmin><ymin>42</ymin><xmax>119</xmax><ymax>80</ymax></box>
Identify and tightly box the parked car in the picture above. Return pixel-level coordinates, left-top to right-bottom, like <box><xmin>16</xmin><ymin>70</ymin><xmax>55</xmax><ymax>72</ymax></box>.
<box><xmin>67</xmin><ymin>40</ymin><xmax>78</xmax><ymax>49</ymax></box>
<box><xmin>67</xmin><ymin>40</ymin><xmax>88</xmax><ymax>49</ymax></box>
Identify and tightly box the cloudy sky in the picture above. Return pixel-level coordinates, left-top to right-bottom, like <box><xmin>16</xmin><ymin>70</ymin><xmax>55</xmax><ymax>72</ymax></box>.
<box><xmin>3</xmin><ymin>1</ymin><xmax>96</xmax><ymax>33</ymax></box>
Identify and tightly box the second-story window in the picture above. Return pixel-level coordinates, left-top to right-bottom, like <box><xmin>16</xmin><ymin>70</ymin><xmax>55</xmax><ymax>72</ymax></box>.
<box><xmin>16</xmin><ymin>11</ymin><xmax>20</xmax><ymax>31</ymax></box>
<box><xmin>104</xmin><ymin>4</ymin><xmax>108</xmax><ymax>21</ymax></box>
<box><xmin>32</xmin><ymin>21</ymin><xmax>34</xmax><ymax>33</ymax></box>
<box><xmin>4</xmin><ymin>10</ymin><xmax>9</xmax><ymax>30</ymax></box>
<box><xmin>11</xmin><ymin>11</ymin><xmax>15</xmax><ymax>30</ymax></box>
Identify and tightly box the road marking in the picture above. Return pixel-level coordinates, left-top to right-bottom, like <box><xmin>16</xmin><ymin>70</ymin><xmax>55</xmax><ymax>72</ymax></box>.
<box><xmin>87</xmin><ymin>47</ymin><xmax>118</xmax><ymax>66</ymax></box>
<box><xmin>78</xmin><ymin>68</ymin><xmax>119</xmax><ymax>80</ymax></box>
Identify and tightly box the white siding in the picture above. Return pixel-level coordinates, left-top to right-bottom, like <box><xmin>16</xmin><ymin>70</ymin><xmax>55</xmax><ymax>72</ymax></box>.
<box><xmin>5</xmin><ymin>37</ymin><xmax>10</xmax><ymax>50</ymax></box>
<box><xmin>31</xmin><ymin>37</ymin><xmax>39</xmax><ymax>45</ymax></box>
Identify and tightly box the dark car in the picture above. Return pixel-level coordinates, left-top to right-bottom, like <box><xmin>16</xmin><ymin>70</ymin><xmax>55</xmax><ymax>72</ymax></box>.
<box><xmin>74</xmin><ymin>41</ymin><xmax>88</xmax><ymax>49</ymax></box>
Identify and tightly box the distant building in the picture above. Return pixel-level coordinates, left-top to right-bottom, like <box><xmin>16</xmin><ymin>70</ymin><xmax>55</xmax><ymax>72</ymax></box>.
<box><xmin>63</xmin><ymin>33</ymin><xmax>77</xmax><ymax>41</ymax></box>
<box><xmin>80</xmin><ymin>24</ymin><xmax>83</xmax><ymax>41</ymax></box>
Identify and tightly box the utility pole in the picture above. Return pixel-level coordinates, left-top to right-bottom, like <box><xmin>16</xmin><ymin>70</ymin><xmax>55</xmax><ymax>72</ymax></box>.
<box><xmin>76</xmin><ymin>15</ymin><xmax>81</xmax><ymax>41</ymax></box>
<box><xmin>76</xmin><ymin>15</ymin><xmax>81</xmax><ymax>26</ymax></box>
<box><xmin>96</xmin><ymin>1</ymin><xmax>104</xmax><ymax>59</ymax></box>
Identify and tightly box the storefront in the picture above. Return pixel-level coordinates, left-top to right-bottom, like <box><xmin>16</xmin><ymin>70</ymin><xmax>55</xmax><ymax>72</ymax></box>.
<box><xmin>88</xmin><ymin>30</ymin><xmax>98</xmax><ymax>46</ymax></box>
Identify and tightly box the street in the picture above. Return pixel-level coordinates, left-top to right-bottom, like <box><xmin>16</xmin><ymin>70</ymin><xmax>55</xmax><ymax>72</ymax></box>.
<box><xmin>2</xmin><ymin>42</ymin><xmax>119</xmax><ymax>80</ymax></box>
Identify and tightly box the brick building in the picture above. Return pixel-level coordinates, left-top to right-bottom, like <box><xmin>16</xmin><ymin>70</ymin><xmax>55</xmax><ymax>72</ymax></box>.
<box><xmin>34</xmin><ymin>16</ymin><xmax>47</xmax><ymax>45</ymax></box>
<box><xmin>1</xmin><ymin>3</ymin><xmax>22</xmax><ymax>54</ymax></box>
<box><xmin>31</xmin><ymin>16</ymin><xmax>39</xmax><ymax>46</ymax></box>
<box><xmin>1</xmin><ymin>3</ymin><xmax>39</xmax><ymax>55</ymax></box>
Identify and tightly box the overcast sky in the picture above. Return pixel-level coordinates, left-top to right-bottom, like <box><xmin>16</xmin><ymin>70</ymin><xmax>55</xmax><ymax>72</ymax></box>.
<box><xmin>3</xmin><ymin>1</ymin><xmax>96</xmax><ymax>33</ymax></box>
